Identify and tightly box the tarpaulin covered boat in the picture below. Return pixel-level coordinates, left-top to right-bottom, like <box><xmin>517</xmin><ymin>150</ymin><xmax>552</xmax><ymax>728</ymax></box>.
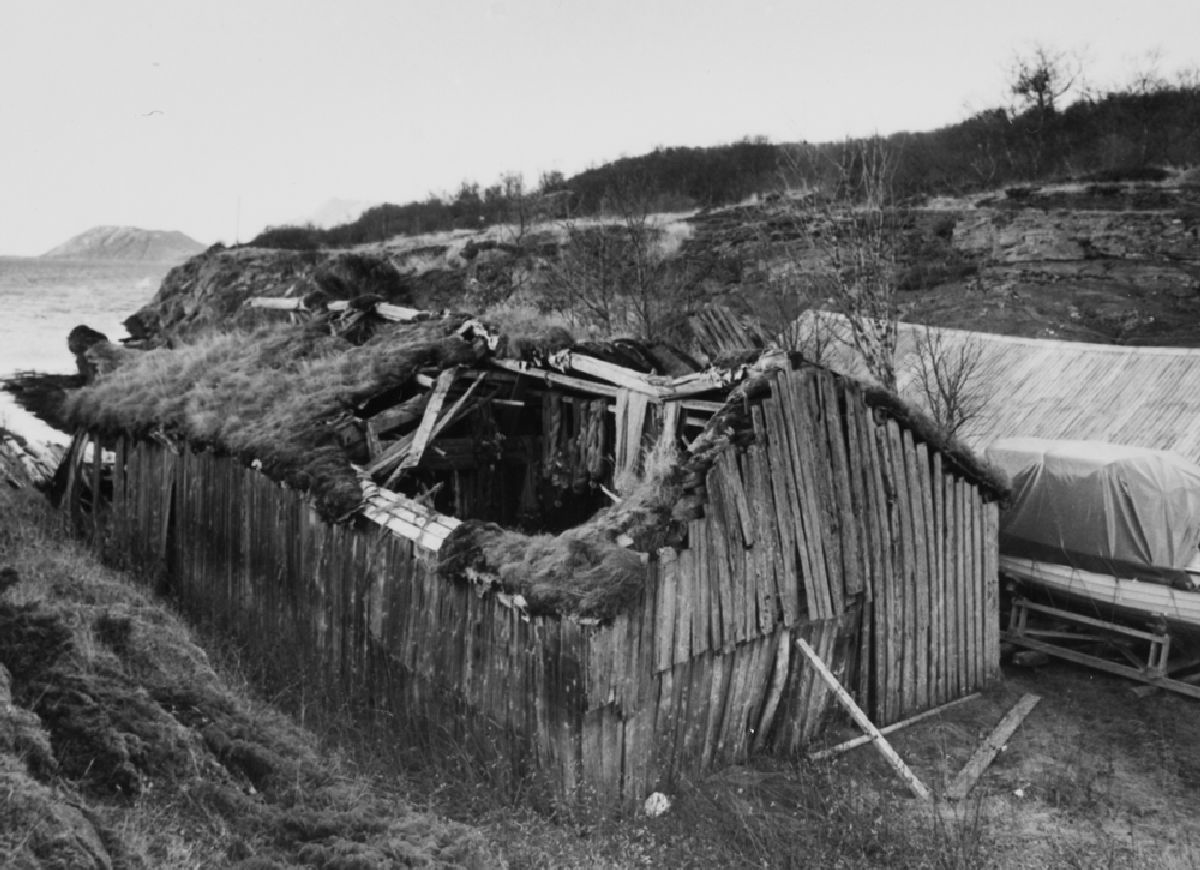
<box><xmin>987</xmin><ymin>438</ymin><xmax>1200</xmax><ymax>696</ymax></box>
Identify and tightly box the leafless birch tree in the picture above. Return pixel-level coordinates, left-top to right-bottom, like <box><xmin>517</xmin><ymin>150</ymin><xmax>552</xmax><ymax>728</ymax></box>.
<box><xmin>909</xmin><ymin>325</ymin><xmax>988</xmax><ymax>439</ymax></box>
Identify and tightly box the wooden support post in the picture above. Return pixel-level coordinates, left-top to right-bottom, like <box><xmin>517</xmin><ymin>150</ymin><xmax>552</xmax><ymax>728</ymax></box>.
<box><xmin>795</xmin><ymin>636</ymin><xmax>932</xmax><ymax>801</ymax></box>
<box><xmin>808</xmin><ymin>693</ymin><xmax>982</xmax><ymax>761</ymax></box>
<box><xmin>945</xmin><ymin>693</ymin><xmax>1041</xmax><ymax>801</ymax></box>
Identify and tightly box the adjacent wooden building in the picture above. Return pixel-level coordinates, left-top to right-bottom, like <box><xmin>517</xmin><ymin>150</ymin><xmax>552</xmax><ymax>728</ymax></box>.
<box><xmin>63</xmin><ymin>330</ymin><xmax>1003</xmax><ymax>806</ymax></box>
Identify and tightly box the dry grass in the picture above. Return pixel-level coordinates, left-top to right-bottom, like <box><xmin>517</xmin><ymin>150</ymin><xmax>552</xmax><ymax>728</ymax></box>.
<box><xmin>9</xmin><ymin>431</ymin><xmax>1200</xmax><ymax>867</ymax></box>
<box><xmin>0</xmin><ymin>438</ymin><xmax>498</xmax><ymax>868</ymax></box>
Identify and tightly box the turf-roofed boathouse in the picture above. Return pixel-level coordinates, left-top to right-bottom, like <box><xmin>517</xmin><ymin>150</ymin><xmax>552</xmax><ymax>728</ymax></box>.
<box><xmin>59</xmin><ymin>307</ymin><xmax>1004</xmax><ymax>806</ymax></box>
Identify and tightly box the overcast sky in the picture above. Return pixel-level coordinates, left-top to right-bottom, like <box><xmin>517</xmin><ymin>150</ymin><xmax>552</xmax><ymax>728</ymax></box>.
<box><xmin>2</xmin><ymin>0</ymin><xmax>1197</xmax><ymax>255</ymax></box>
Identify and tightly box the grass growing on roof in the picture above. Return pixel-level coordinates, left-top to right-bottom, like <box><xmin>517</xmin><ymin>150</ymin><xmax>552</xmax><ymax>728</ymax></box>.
<box><xmin>64</xmin><ymin>317</ymin><xmax>485</xmax><ymax>518</ymax></box>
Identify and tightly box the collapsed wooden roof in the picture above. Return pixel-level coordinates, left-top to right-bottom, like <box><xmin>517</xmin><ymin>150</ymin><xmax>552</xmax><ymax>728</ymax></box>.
<box><xmin>62</xmin><ymin>298</ymin><xmax>1009</xmax><ymax>619</ymax></box>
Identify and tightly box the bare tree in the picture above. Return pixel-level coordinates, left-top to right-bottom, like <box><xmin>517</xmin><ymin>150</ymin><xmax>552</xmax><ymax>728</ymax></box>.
<box><xmin>810</xmin><ymin>138</ymin><xmax>900</xmax><ymax>388</ymax></box>
<box><xmin>750</xmin><ymin>229</ymin><xmax>839</xmax><ymax>365</ymax></box>
<box><xmin>500</xmin><ymin>171</ymin><xmax>530</xmax><ymax>239</ymax></box>
<box><xmin>908</xmin><ymin>325</ymin><xmax>988</xmax><ymax>439</ymax></box>
<box><xmin>545</xmin><ymin>220</ymin><xmax>627</xmax><ymax>335</ymax></box>
<box><xmin>543</xmin><ymin>173</ymin><xmax>710</xmax><ymax>341</ymax></box>
<box><xmin>1009</xmin><ymin>44</ymin><xmax>1085</xmax><ymax>177</ymax></box>
<box><xmin>1011</xmin><ymin>44</ymin><xmax>1083</xmax><ymax>115</ymax></box>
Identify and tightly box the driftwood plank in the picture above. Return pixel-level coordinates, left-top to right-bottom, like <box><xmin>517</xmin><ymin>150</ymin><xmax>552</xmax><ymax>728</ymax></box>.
<box><xmin>796</xmin><ymin>636</ymin><xmax>932</xmax><ymax>801</ymax></box>
<box><xmin>946</xmin><ymin>694</ymin><xmax>1041</xmax><ymax>800</ymax></box>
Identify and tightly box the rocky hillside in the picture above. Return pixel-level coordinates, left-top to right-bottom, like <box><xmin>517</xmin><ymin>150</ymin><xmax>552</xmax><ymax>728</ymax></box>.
<box><xmin>122</xmin><ymin>171</ymin><xmax>1200</xmax><ymax>349</ymax></box>
<box><xmin>687</xmin><ymin>171</ymin><xmax>1200</xmax><ymax>346</ymax></box>
<box><xmin>42</xmin><ymin>226</ymin><xmax>205</xmax><ymax>263</ymax></box>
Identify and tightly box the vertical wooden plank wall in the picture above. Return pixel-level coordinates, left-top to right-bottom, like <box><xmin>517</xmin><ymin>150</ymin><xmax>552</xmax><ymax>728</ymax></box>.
<box><xmin>74</xmin><ymin>363</ymin><xmax>1002</xmax><ymax>807</ymax></box>
<box><xmin>91</xmin><ymin>433</ymin><xmax>593</xmax><ymax>802</ymax></box>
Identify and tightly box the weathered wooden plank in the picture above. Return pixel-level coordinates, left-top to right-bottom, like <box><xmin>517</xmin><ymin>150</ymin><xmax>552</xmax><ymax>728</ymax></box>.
<box><xmin>931</xmin><ymin>452</ymin><xmax>947</xmax><ymax>706</ymax></box>
<box><xmin>704</xmin><ymin>473</ymin><xmax>736</xmax><ymax>651</ymax></box>
<box><xmin>819</xmin><ymin>376</ymin><xmax>861</xmax><ymax>599</ymax></box>
<box><xmin>795</xmin><ymin>636</ymin><xmax>931</xmax><ymax>801</ymax></box>
<box><xmin>754</xmin><ymin>627</ymin><xmax>791</xmax><ymax>752</ymax></box>
<box><xmin>714</xmin><ymin>458</ymin><xmax>750</xmax><ymax>641</ymax></box>
<box><xmin>893</xmin><ymin>429</ymin><xmax>917</xmax><ymax>717</ymax></box>
<box><xmin>717</xmin><ymin>450</ymin><xmax>755</xmax><ymax>547</ymax></box>
<box><xmin>655</xmin><ymin>548</ymin><xmax>677</xmax><ymax>673</ymax></box>
<box><xmin>690</xmin><ymin>519</ymin><xmax>715</xmax><ymax>651</ymax></box>
<box><xmin>904</xmin><ymin>432</ymin><xmax>930</xmax><ymax>713</ymax></box>
<box><xmin>860</xmin><ymin>418</ymin><xmax>889</xmax><ymax>722</ymax></box>
<box><xmin>698</xmin><ymin>651</ymin><xmax>728</xmax><ymax>770</ymax></box>
<box><xmin>670</xmin><ymin>549</ymin><xmax>698</xmax><ymax>662</ymax></box>
<box><xmin>983</xmin><ymin>500</ymin><xmax>1001</xmax><ymax>681</ymax></box>
<box><xmin>798</xmin><ymin>619</ymin><xmax>834</xmax><ymax>742</ymax></box>
<box><xmin>945</xmin><ymin>694</ymin><xmax>1041</xmax><ymax>800</ymax></box>
<box><xmin>715</xmin><ymin>644</ymin><xmax>752</xmax><ymax>764</ymax></box>
<box><xmin>746</xmin><ymin>416</ymin><xmax>781</xmax><ymax>633</ymax></box>
<box><xmin>761</xmin><ymin>397</ymin><xmax>801</xmax><ymax>625</ymax></box>
<box><xmin>970</xmin><ymin>488</ymin><xmax>983</xmax><ymax>690</ymax></box>
<box><xmin>777</xmin><ymin>374</ymin><xmax>832</xmax><ymax>618</ymax></box>
<box><xmin>842</xmin><ymin>387</ymin><xmax>873</xmax><ymax>598</ymax></box>
<box><xmin>799</xmin><ymin>374</ymin><xmax>843</xmax><ymax>615</ymax></box>
<box><xmin>674</xmin><ymin>546</ymin><xmax>694</xmax><ymax>666</ymax></box>
<box><xmin>954</xmin><ymin>477</ymin><xmax>968</xmax><ymax>697</ymax></box>
<box><xmin>744</xmin><ymin>635</ymin><xmax>777</xmax><ymax>759</ymax></box>
<box><xmin>681</xmin><ymin>649</ymin><xmax>713</xmax><ymax>775</ymax></box>
<box><xmin>809</xmin><ymin>692</ymin><xmax>982</xmax><ymax>760</ymax></box>
<box><xmin>616</xmin><ymin>390</ymin><xmax>649</xmax><ymax>480</ymax></box>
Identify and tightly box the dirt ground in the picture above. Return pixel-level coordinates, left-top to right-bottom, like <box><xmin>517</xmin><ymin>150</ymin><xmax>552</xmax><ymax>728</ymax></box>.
<box><xmin>807</xmin><ymin>659</ymin><xmax>1200</xmax><ymax>868</ymax></box>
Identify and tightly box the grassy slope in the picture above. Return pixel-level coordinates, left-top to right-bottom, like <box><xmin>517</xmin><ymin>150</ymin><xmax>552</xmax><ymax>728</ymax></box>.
<box><xmin>0</xmin><ymin>443</ymin><xmax>497</xmax><ymax>869</ymax></box>
<box><xmin>5</xmin><ymin>438</ymin><xmax>1200</xmax><ymax>867</ymax></box>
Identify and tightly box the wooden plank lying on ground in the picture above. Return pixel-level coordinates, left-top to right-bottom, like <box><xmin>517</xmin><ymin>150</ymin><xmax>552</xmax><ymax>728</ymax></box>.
<box><xmin>795</xmin><ymin>636</ymin><xmax>931</xmax><ymax>801</ymax></box>
<box><xmin>808</xmin><ymin>693</ymin><xmax>981</xmax><ymax>760</ymax></box>
<box><xmin>945</xmin><ymin>694</ymin><xmax>1041</xmax><ymax>801</ymax></box>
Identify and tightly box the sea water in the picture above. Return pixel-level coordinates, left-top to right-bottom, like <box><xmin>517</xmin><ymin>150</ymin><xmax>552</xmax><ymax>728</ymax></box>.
<box><xmin>0</xmin><ymin>257</ymin><xmax>171</xmax><ymax>445</ymax></box>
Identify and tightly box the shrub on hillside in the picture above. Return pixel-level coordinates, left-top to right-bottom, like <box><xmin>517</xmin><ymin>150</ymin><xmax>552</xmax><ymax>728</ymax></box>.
<box><xmin>249</xmin><ymin>225</ymin><xmax>323</xmax><ymax>250</ymax></box>
<box><xmin>1083</xmin><ymin>166</ymin><xmax>1171</xmax><ymax>183</ymax></box>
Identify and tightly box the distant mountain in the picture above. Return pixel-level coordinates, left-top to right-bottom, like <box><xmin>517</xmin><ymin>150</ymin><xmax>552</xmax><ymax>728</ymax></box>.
<box><xmin>42</xmin><ymin>226</ymin><xmax>206</xmax><ymax>262</ymax></box>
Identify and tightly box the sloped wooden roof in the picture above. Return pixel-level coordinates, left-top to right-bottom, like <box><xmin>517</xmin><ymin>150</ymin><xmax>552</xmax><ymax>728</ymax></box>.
<box><xmin>806</xmin><ymin>311</ymin><xmax>1200</xmax><ymax>464</ymax></box>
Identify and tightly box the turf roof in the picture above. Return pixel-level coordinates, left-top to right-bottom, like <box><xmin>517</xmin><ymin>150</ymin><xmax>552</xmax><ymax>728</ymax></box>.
<box><xmin>63</xmin><ymin>316</ymin><xmax>484</xmax><ymax>519</ymax></box>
